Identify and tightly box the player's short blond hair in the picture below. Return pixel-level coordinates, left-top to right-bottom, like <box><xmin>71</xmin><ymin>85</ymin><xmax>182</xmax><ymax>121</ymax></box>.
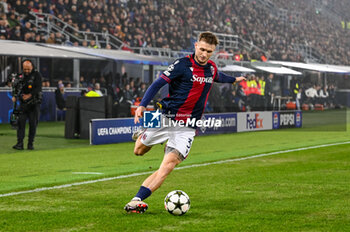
<box><xmin>198</xmin><ymin>32</ymin><xmax>219</xmax><ymax>46</ymax></box>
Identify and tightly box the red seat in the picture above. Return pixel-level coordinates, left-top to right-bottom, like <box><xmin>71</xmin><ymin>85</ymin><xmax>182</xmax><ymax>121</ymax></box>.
<box><xmin>302</xmin><ymin>104</ymin><xmax>309</xmax><ymax>111</ymax></box>
<box><xmin>286</xmin><ymin>101</ymin><xmax>296</xmax><ymax>110</ymax></box>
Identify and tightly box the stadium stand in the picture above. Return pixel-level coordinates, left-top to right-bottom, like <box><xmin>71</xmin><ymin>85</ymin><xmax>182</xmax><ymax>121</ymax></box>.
<box><xmin>0</xmin><ymin>0</ymin><xmax>349</xmax><ymax>65</ymax></box>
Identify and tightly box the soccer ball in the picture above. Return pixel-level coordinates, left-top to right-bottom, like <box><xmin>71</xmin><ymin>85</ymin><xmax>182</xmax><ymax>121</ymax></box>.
<box><xmin>164</xmin><ymin>190</ymin><xmax>190</xmax><ymax>216</ymax></box>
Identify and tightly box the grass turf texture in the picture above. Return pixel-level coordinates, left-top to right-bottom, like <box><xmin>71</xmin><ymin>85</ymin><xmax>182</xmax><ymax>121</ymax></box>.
<box><xmin>0</xmin><ymin>110</ymin><xmax>349</xmax><ymax>231</ymax></box>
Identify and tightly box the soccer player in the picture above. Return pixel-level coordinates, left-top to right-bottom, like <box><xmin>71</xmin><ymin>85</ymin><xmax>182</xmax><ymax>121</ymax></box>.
<box><xmin>124</xmin><ymin>31</ymin><xmax>246</xmax><ymax>213</ymax></box>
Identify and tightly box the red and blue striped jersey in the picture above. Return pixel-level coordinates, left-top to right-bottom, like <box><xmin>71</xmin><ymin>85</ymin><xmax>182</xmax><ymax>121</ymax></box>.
<box><xmin>159</xmin><ymin>54</ymin><xmax>219</xmax><ymax>122</ymax></box>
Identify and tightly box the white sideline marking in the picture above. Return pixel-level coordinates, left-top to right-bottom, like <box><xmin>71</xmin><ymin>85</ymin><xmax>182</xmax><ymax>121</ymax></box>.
<box><xmin>72</xmin><ymin>172</ymin><xmax>103</xmax><ymax>175</ymax></box>
<box><xmin>1</xmin><ymin>141</ymin><xmax>349</xmax><ymax>198</ymax></box>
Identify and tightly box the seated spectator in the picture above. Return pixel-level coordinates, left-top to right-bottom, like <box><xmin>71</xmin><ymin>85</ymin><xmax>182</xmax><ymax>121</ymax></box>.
<box><xmin>0</xmin><ymin>0</ymin><xmax>8</xmax><ymax>14</ymax></box>
<box><xmin>98</xmin><ymin>76</ymin><xmax>106</xmax><ymax>88</ymax></box>
<box><xmin>14</xmin><ymin>0</ymin><xmax>29</xmax><ymax>16</ymax></box>
<box><xmin>7</xmin><ymin>13</ymin><xmax>20</xmax><ymax>29</ymax></box>
<box><xmin>23</xmin><ymin>31</ymin><xmax>34</xmax><ymax>42</ymax></box>
<box><xmin>10</xmin><ymin>25</ymin><xmax>22</xmax><ymax>40</ymax></box>
<box><xmin>319</xmin><ymin>86</ymin><xmax>329</xmax><ymax>106</ymax></box>
<box><xmin>55</xmin><ymin>83</ymin><xmax>66</xmax><ymax>110</ymax></box>
<box><xmin>328</xmin><ymin>84</ymin><xmax>337</xmax><ymax>107</ymax></box>
<box><xmin>22</xmin><ymin>21</ymin><xmax>32</xmax><ymax>35</ymax></box>
<box><xmin>138</xmin><ymin>82</ymin><xmax>147</xmax><ymax>98</ymax></box>
<box><xmin>55</xmin><ymin>83</ymin><xmax>66</xmax><ymax>121</ymax></box>
<box><xmin>315</xmin><ymin>85</ymin><xmax>322</xmax><ymax>104</ymax></box>
<box><xmin>34</xmin><ymin>34</ymin><xmax>41</xmax><ymax>43</ymax></box>
<box><xmin>46</xmin><ymin>32</ymin><xmax>55</xmax><ymax>44</ymax></box>
<box><xmin>88</xmin><ymin>40</ymin><xmax>99</xmax><ymax>49</ymax></box>
<box><xmin>129</xmin><ymin>79</ymin><xmax>137</xmax><ymax>96</ymax></box>
<box><xmin>0</xmin><ymin>17</ymin><xmax>9</xmax><ymax>39</ymax></box>
<box><xmin>94</xmin><ymin>83</ymin><xmax>103</xmax><ymax>96</ymax></box>
<box><xmin>85</xmin><ymin>90</ymin><xmax>102</xmax><ymax>97</ymax></box>
<box><xmin>79</xmin><ymin>76</ymin><xmax>88</xmax><ymax>88</ymax></box>
<box><xmin>81</xmin><ymin>89</ymin><xmax>87</xmax><ymax>96</ymax></box>
<box><xmin>55</xmin><ymin>32</ymin><xmax>65</xmax><ymax>45</ymax></box>
<box><xmin>81</xmin><ymin>40</ymin><xmax>88</xmax><ymax>47</ymax></box>
<box><xmin>226</xmin><ymin>89</ymin><xmax>240</xmax><ymax>112</ymax></box>
<box><xmin>113</xmin><ymin>25</ymin><xmax>125</xmax><ymax>41</ymax></box>
<box><xmin>305</xmin><ymin>85</ymin><xmax>319</xmax><ymax>105</ymax></box>
<box><xmin>122</xmin><ymin>83</ymin><xmax>134</xmax><ymax>103</ymax></box>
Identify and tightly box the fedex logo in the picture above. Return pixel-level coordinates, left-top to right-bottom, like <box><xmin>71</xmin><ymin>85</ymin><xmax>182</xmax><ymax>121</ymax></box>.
<box><xmin>246</xmin><ymin>113</ymin><xmax>263</xmax><ymax>129</ymax></box>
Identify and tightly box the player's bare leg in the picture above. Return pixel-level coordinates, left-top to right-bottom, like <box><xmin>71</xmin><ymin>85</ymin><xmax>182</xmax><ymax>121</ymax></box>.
<box><xmin>125</xmin><ymin>149</ymin><xmax>182</xmax><ymax>213</ymax></box>
<box><xmin>133</xmin><ymin>136</ymin><xmax>151</xmax><ymax>156</ymax></box>
<box><xmin>142</xmin><ymin>150</ymin><xmax>182</xmax><ymax>192</ymax></box>
<box><xmin>124</xmin><ymin>136</ymin><xmax>151</xmax><ymax>213</ymax></box>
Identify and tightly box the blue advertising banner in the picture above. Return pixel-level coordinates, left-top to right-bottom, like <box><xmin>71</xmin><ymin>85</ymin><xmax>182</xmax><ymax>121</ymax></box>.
<box><xmin>196</xmin><ymin>113</ymin><xmax>237</xmax><ymax>135</ymax></box>
<box><xmin>272</xmin><ymin>112</ymin><xmax>280</xmax><ymax>129</ymax></box>
<box><xmin>272</xmin><ymin>111</ymin><xmax>302</xmax><ymax>129</ymax></box>
<box><xmin>0</xmin><ymin>90</ymin><xmax>81</xmax><ymax>123</ymax></box>
<box><xmin>295</xmin><ymin>111</ymin><xmax>302</xmax><ymax>128</ymax></box>
<box><xmin>0</xmin><ymin>91</ymin><xmax>14</xmax><ymax>124</ymax></box>
<box><xmin>90</xmin><ymin>118</ymin><xmax>144</xmax><ymax>145</ymax></box>
<box><xmin>39</xmin><ymin>92</ymin><xmax>57</xmax><ymax>122</ymax></box>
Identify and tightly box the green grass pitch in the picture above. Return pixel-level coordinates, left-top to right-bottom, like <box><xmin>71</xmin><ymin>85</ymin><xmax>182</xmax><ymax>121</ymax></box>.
<box><xmin>0</xmin><ymin>110</ymin><xmax>349</xmax><ymax>231</ymax></box>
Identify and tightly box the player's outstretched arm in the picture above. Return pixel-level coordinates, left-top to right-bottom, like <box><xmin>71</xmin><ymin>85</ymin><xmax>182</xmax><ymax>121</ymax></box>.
<box><xmin>235</xmin><ymin>76</ymin><xmax>246</xmax><ymax>82</ymax></box>
<box><xmin>134</xmin><ymin>77</ymin><xmax>168</xmax><ymax>124</ymax></box>
<box><xmin>216</xmin><ymin>72</ymin><xmax>246</xmax><ymax>83</ymax></box>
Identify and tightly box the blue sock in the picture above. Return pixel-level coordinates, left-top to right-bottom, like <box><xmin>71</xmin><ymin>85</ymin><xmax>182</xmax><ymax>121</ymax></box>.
<box><xmin>133</xmin><ymin>186</ymin><xmax>152</xmax><ymax>201</ymax></box>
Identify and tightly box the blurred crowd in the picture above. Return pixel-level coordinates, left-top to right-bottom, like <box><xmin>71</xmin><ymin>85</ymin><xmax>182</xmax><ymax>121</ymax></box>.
<box><xmin>51</xmin><ymin>73</ymin><xmax>154</xmax><ymax>116</ymax></box>
<box><xmin>301</xmin><ymin>84</ymin><xmax>337</xmax><ymax>109</ymax></box>
<box><xmin>272</xmin><ymin>0</ymin><xmax>350</xmax><ymax>64</ymax></box>
<box><xmin>205</xmin><ymin>73</ymin><xmax>339</xmax><ymax>113</ymax></box>
<box><xmin>0</xmin><ymin>0</ymin><xmax>349</xmax><ymax>64</ymax></box>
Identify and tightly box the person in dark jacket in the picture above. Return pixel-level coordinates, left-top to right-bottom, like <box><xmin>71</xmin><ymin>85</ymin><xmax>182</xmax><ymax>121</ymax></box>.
<box><xmin>12</xmin><ymin>60</ymin><xmax>42</xmax><ymax>150</ymax></box>
<box><xmin>264</xmin><ymin>73</ymin><xmax>274</xmax><ymax>110</ymax></box>
<box><xmin>55</xmin><ymin>83</ymin><xmax>66</xmax><ymax>110</ymax></box>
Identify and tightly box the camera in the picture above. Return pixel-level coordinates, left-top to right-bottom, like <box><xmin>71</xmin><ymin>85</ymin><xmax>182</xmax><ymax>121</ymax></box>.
<box><xmin>11</xmin><ymin>73</ymin><xmax>23</xmax><ymax>99</ymax></box>
<box><xmin>10</xmin><ymin>108</ymin><xmax>21</xmax><ymax>130</ymax></box>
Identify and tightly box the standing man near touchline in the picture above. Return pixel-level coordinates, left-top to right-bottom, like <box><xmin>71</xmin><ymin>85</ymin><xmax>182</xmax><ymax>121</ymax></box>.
<box><xmin>124</xmin><ymin>32</ymin><xmax>246</xmax><ymax>214</ymax></box>
<box><xmin>12</xmin><ymin>60</ymin><xmax>42</xmax><ymax>150</ymax></box>
<box><xmin>265</xmin><ymin>73</ymin><xmax>274</xmax><ymax>111</ymax></box>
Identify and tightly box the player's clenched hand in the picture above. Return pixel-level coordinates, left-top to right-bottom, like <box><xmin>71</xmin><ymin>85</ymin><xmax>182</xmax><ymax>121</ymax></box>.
<box><xmin>134</xmin><ymin>106</ymin><xmax>146</xmax><ymax>124</ymax></box>
<box><xmin>235</xmin><ymin>76</ymin><xmax>246</xmax><ymax>82</ymax></box>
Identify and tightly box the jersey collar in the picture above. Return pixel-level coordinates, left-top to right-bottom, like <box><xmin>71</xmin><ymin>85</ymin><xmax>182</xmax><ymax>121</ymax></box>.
<box><xmin>191</xmin><ymin>53</ymin><xmax>210</xmax><ymax>68</ymax></box>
